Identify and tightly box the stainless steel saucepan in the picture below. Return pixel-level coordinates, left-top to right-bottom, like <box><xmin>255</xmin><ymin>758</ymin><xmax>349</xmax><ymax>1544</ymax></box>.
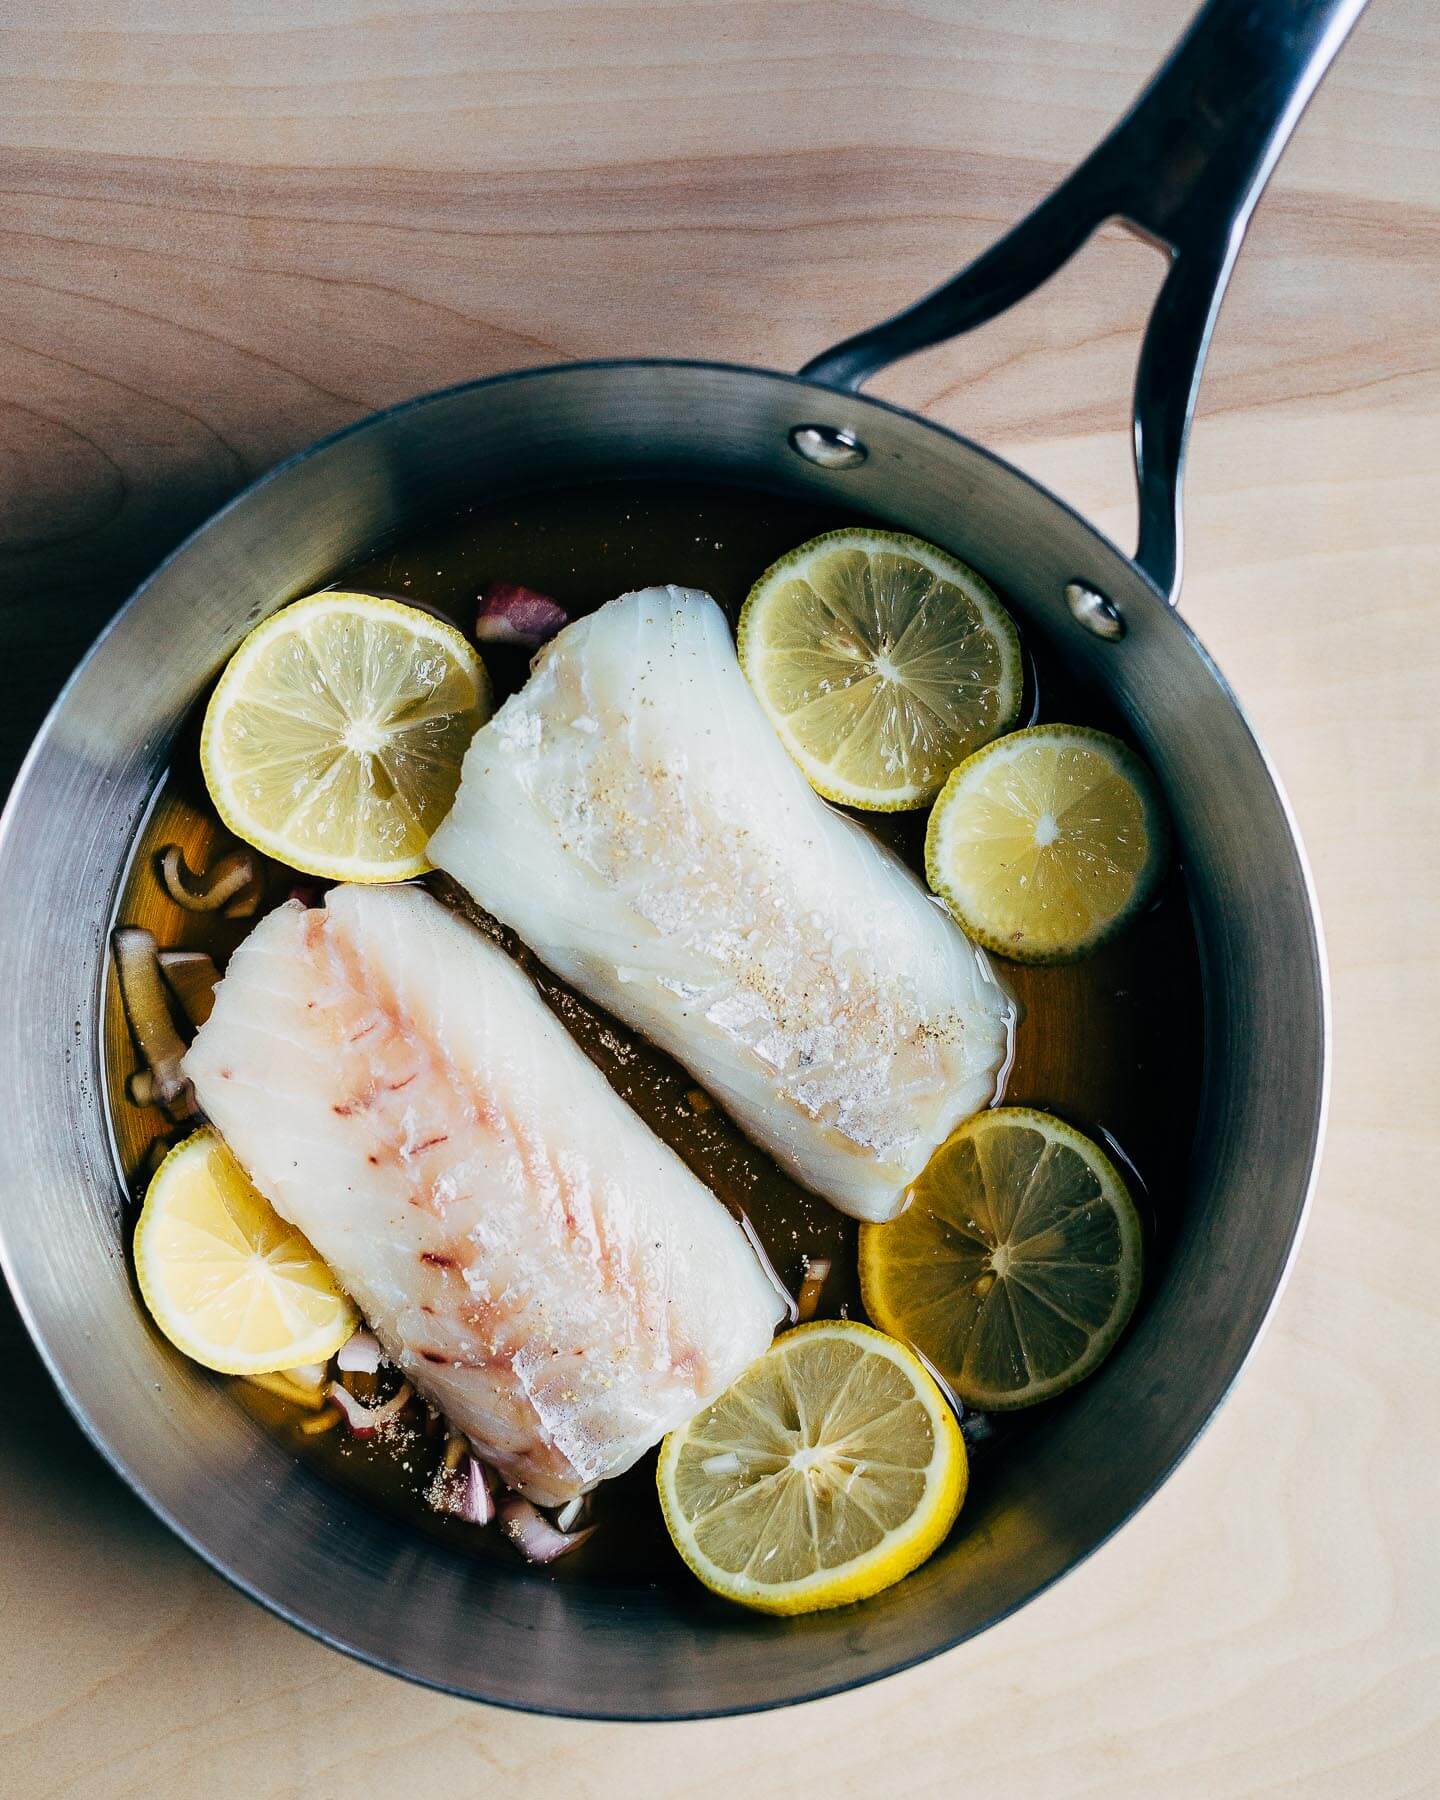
<box><xmin>0</xmin><ymin>0</ymin><xmax>1361</xmax><ymax>1717</ymax></box>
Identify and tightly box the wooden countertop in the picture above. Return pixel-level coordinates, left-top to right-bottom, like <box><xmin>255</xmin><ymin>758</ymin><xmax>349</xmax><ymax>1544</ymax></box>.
<box><xmin>2</xmin><ymin>3</ymin><xmax>1436</xmax><ymax>1794</ymax></box>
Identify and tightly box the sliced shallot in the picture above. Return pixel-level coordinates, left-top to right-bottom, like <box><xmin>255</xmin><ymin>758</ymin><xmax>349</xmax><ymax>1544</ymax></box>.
<box><xmin>335</xmin><ymin>1326</ymin><xmax>382</xmax><ymax>1374</ymax></box>
<box><xmin>474</xmin><ymin>583</ymin><xmax>569</xmax><ymax>648</ymax></box>
<box><xmin>427</xmin><ymin>1448</ymin><xmax>494</xmax><ymax>1525</ymax></box>
<box><xmin>157</xmin><ymin>844</ymin><xmax>263</xmax><ymax>917</ymax></box>
<box><xmin>157</xmin><ymin>948</ymin><xmax>222</xmax><ymax>1029</ymax></box>
<box><xmin>136</xmin><ymin>1134</ymin><xmax>174</xmax><ymax>1185</ymax></box>
<box><xmin>126</xmin><ymin>1069</ymin><xmax>163</xmax><ymax>1109</ymax></box>
<box><xmin>300</xmin><ymin>1408</ymin><xmax>342</xmax><ymax>1436</ymax></box>
<box><xmin>112</xmin><ymin>926</ymin><xmax>195</xmax><ymax>1116</ymax></box>
<box><xmin>328</xmin><ymin>1379</ymin><xmax>413</xmax><ymax>1438</ymax></box>
<box><xmin>243</xmin><ymin>1370</ymin><xmax>329</xmax><ymax>1412</ymax></box>
<box><xmin>457</xmin><ymin>1457</ymin><xmax>495</xmax><ymax>1526</ymax></box>
<box><xmin>795</xmin><ymin>1255</ymin><xmax>832</xmax><ymax>1323</ymax></box>
<box><xmin>284</xmin><ymin>1361</ymin><xmax>330</xmax><ymax>1392</ymax></box>
<box><xmin>499</xmin><ymin>1496</ymin><xmax>595</xmax><ymax>1563</ymax></box>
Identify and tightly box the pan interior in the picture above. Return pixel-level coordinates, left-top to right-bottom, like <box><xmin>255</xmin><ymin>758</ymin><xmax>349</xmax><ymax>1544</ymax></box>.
<box><xmin>102</xmin><ymin>471</ymin><xmax>1206</xmax><ymax>1592</ymax></box>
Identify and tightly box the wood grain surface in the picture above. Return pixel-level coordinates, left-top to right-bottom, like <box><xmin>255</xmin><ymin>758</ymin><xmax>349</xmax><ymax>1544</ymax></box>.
<box><xmin>1</xmin><ymin>2</ymin><xmax>1437</xmax><ymax>1795</ymax></box>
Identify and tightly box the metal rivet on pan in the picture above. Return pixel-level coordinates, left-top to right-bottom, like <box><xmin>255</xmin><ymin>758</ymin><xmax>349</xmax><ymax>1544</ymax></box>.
<box><xmin>789</xmin><ymin>424</ymin><xmax>868</xmax><ymax>469</ymax></box>
<box><xmin>1066</xmin><ymin>582</ymin><xmax>1126</xmax><ymax>641</ymax></box>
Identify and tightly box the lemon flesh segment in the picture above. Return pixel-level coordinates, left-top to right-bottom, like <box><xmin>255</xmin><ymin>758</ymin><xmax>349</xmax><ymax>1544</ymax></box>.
<box><xmin>657</xmin><ymin>1320</ymin><xmax>965</xmax><ymax>1614</ymax></box>
<box><xmin>925</xmin><ymin>723</ymin><xmax>1167</xmax><ymax>962</ymax></box>
<box><xmin>860</xmin><ymin>1107</ymin><xmax>1143</xmax><ymax>1410</ymax></box>
<box><xmin>738</xmin><ymin>529</ymin><xmax>1023</xmax><ymax>811</ymax></box>
<box><xmin>201</xmin><ymin>591</ymin><xmax>492</xmax><ymax>882</ymax></box>
<box><xmin>134</xmin><ymin>1129</ymin><xmax>358</xmax><ymax>1375</ymax></box>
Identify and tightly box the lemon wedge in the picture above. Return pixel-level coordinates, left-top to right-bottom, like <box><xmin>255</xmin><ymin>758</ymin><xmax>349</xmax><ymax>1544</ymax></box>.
<box><xmin>860</xmin><ymin>1107</ymin><xmax>1143</xmax><ymax>1410</ymax></box>
<box><xmin>737</xmin><ymin>529</ymin><xmax>1022</xmax><ymax>810</ymax></box>
<box><xmin>925</xmin><ymin>723</ymin><xmax>1167</xmax><ymax>961</ymax></box>
<box><xmin>201</xmin><ymin>591</ymin><xmax>491</xmax><ymax>882</ymax></box>
<box><xmin>657</xmin><ymin>1320</ymin><xmax>965</xmax><ymax>1614</ymax></box>
<box><xmin>134</xmin><ymin>1129</ymin><xmax>358</xmax><ymax>1375</ymax></box>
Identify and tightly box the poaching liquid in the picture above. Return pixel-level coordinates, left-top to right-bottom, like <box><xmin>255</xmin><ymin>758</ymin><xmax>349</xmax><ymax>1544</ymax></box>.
<box><xmin>103</xmin><ymin>479</ymin><xmax>1204</xmax><ymax>1590</ymax></box>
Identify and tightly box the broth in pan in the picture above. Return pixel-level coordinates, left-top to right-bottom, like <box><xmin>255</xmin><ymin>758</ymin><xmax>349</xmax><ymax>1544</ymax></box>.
<box><xmin>104</xmin><ymin>479</ymin><xmax>1202</xmax><ymax>1594</ymax></box>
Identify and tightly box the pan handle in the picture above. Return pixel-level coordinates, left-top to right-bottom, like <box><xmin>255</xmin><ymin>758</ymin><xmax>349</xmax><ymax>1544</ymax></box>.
<box><xmin>798</xmin><ymin>0</ymin><xmax>1369</xmax><ymax>603</ymax></box>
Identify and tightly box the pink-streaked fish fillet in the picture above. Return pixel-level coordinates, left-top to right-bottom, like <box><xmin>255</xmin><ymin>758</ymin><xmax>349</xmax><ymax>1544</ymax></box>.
<box><xmin>182</xmin><ymin>884</ymin><xmax>784</xmax><ymax>1503</ymax></box>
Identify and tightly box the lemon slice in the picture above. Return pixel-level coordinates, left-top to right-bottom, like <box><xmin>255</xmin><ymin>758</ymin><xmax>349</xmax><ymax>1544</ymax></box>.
<box><xmin>657</xmin><ymin>1320</ymin><xmax>965</xmax><ymax>1614</ymax></box>
<box><xmin>860</xmin><ymin>1107</ymin><xmax>1142</xmax><ymax>1410</ymax></box>
<box><xmin>201</xmin><ymin>591</ymin><xmax>491</xmax><ymax>882</ymax></box>
<box><xmin>737</xmin><ymin>529</ymin><xmax>1022</xmax><ymax>810</ymax></box>
<box><xmin>134</xmin><ymin>1129</ymin><xmax>358</xmax><ymax>1375</ymax></box>
<box><xmin>925</xmin><ymin>723</ymin><xmax>1167</xmax><ymax>962</ymax></box>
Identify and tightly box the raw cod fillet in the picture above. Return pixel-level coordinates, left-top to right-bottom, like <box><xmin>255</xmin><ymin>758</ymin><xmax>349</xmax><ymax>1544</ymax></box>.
<box><xmin>428</xmin><ymin>585</ymin><xmax>1013</xmax><ymax>1224</ymax></box>
<box><xmin>182</xmin><ymin>883</ymin><xmax>784</xmax><ymax>1504</ymax></box>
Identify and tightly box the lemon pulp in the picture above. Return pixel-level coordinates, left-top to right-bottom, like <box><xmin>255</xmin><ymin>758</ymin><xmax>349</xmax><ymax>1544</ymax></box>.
<box><xmin>134</xmin><ymin>1129</ymin><xmax>358</xmax><ymax>1375</ymax></box>
<box><xmin>738</xmin><ymin>529</ymin><xmax>1022</xmax><ymax>810</ymax></box>
<box><xmin>201</xmin><ymin>591</ymin><xmax>491</xmax><ymax>882</ymax></box>
<box><xmin>925</xmin><ymin>723</ymin><xmax>1167</xmax><ymax>961</ymax></box>
<box><xmin>860</xmin><ymin>1107</ymin><xmax>1143</xmax><ymax>1409</ymax></box>
<box><xmin>657</xmin><ymin>1320</ymin><xmax>965</xmax><ymax>1614</ymax></box>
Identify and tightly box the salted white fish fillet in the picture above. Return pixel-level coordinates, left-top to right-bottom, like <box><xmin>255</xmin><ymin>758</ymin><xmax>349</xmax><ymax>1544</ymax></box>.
<box><xmin>429</xmin><ymin>585</ymin><xmax>1013</xmax><ymax>1225</ymax></box>
<box><xmin>182</xmin><ymin>883</ymin><xmax>784</xmax><ymax>1504</ymax></box>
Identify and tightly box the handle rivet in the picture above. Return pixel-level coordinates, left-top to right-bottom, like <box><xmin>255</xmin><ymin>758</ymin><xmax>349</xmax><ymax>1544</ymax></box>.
<box><xmin>1066</xmin><ymin>582</ymin><xmax>1126</xmax><ymax>641</ymax></box>
<box><xmin>789</xmin><ymin>425</ymin><xmax>868</xmax><ymax>469</ymax></box>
